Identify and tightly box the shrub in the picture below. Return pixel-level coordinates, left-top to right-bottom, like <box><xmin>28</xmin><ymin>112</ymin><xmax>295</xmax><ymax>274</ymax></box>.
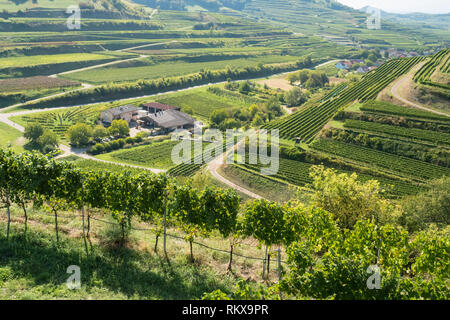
<box><xmin>110</xmin><ymin>140</ymin><xmax>120</xmax><ymax>150</ymax></box>
<box><xmin>67</xmin><ymin>123</ymin><xmax>92</xmax><ymax>147</ymax></box>
<box><xmin>117</xmin><ymin>139</ymin><xmax>126</xmax><ymax>148</ymax></box>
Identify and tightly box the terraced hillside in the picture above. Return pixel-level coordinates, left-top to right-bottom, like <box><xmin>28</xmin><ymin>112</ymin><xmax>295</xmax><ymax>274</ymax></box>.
<box><xmin>263</xmin><ymin>56</ymin><xmax>425</xmax><ymax>142</ymax></box>
<box><xmin>413</xmin><ymin>49</ymin><xmax>450</xmax><ymax>93</ymax></box>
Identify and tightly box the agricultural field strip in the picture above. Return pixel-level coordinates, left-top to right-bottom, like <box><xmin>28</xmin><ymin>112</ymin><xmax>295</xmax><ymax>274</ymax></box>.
<box><xmin>0</xmin><ymin>53</ymin><xmax>119</xmax><ymax>69</ymax></box>
<box><xmin>0</xmin><ymin>76</ymin><xmax>80</xmax><ymax>93</ymax></box>
<box><xmin>360</xmin><ymin>102</ymin><xmax>450</xmax><ymax>121</ymax></box>
<box><xmin>343</xmin><ymin>120</ymin><xmax>450</xmax><ymax>145</ymax></box>
<box><xmin>311</xmin><ymin>139</ymin><xmax>450</xmax><ymax>181</ymax></box>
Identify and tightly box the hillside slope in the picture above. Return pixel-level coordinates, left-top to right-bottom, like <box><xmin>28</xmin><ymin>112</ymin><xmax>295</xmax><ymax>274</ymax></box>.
<box><xmin>0</xmin><ymin>0</ymin><xmax>146</xmax><ymax>18</ymax></box>
<box><xmin>133</xmin><ymin>0</ymin><xmax>449</xmax><ymax>49</ymax></box>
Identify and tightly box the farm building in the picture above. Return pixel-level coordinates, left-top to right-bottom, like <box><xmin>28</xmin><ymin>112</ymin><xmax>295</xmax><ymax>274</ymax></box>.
<box><xmin>100</xmin><ymin>105</ymin><xmax>139</xmax><ymax>124</ymax></box>
<box><xmin>142</xmin><ymin>102</ymin><xmax>180</xmax><ymax>114</ymax></box>
<box><xmin>141</xmin><ymin>109</ymin><xmax>195</xmax><ymax>132</ymax></box>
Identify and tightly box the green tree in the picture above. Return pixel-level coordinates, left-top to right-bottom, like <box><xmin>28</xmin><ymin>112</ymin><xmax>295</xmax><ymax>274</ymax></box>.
<box><xmin>67</xmin><ymin>123</ymin><xmax>92</xmax><ymax>147</ymax></box>
<box><xmin>243</xmin><ymin>199</ymin><xmax>293</xmax><ymax>276</ymax></box>
<box><xmin>92</xmin><ymin>125</ymin><xmax>108</xmax><ymax>139</ymax></box>
<box><xmin>171</xmin><ymin>183</ymin><xmax>205</xmax><ymax>262</ymax></box>
<box><xmin>24</xmin><ymin>123</ymin><xmax>44</xmax><ymax>147</ymax></box>
<box><xmin>307</xmin><ymin>166</ymin><xmax>396</xmax><ymax>229</ymax></box>
<box><xmin>298</xmin><ymin>70</ymin><xmax>310</xmax><ymax>84</ymax></box>
<box><xmin>39</xmin><ymin>130</ymin><xmax>59</xmax><ymax>153</ymax></box>
<box><xmin>210</xmin><ymin>109</ymin><xmax>228</xmax><ymax>126</ymax></box>
<box><xmin>238</xmin><ymin>81</ymin><xmax>251</xmax><ymax>95</ymax></box>
<box><xmin>399</xmin><ymin>177</ymin><xmax>450</xmax><ymax>232</ymax></box>
<box><xmin>251</xmin><ymin>114</ymin><xmax>265</xmax><ymax>127</ymax></box>
<box><xmin>108</xmin><ymin>119</ymin><xmax>130</xmax><ymax>137</ymax></box>
<box><xmin>201</xmin><ymin>187</ymin><xmax>241</xmax><ymax>271</ymax></box>
<box><xmin>284</xmin><ymin>87</ymin><xmax>307</xmax><ymax>107</ymax></box>
<box><xmin>287</xmin><ymin>73</ymin><xmax>298</xmax><ymax>85</ymax></box>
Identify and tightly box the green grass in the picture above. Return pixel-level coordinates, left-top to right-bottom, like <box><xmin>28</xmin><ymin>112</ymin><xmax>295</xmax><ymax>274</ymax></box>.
<box><xmin>96</xmin><ymin>140</ymin><xmax>179</xmax><ymax>170</ymax></box>
<box><xmin>156</xmin><ymin>89</ymin><xmax>244</xmax><ymax>121</ymax></box>
<box><xmin>0</xmin><ymin>214</ymin><xmax>236</xmax><ymax>300</ymax></box>
<box><xmin>0</xmin><ymin>122</ymin><xmax>24</xmax><ymax>153</ymax></box>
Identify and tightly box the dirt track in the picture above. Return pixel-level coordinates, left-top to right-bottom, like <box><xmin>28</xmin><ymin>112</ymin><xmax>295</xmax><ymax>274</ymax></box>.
<box><xmin>390</xmin><ymin>63</ymin><xmax>449</xmax><ymax>117</ymax></box>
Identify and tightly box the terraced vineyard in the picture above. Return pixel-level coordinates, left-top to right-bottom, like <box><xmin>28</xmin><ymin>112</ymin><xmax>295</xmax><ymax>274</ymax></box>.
<box><xmin>97</xmin><ymin>140</ymin><xmax>180</xmax><ymax>169</ymax></box>
<box><xmin>414</xmin><ymin>49</ymin><xmax>450</xmax><ymax>86</ymax></box>
<box><xmin>169</xmin><ymin>141</ymin><xmax>225</xmax><ymax>177</ymax></box>
<box><xmin>311</xmin><ymin>139</ymin><xmax>450</xmax><ymax>181</ymax></box>
<box><xmin>360</xmin><ymin>101</ymin><xmax>450</xmax><ymax>122</ymax></box>
<box><xmin>443</xmin><ymin>54</ymin><xmax>450</xmax><ymax>73</ymax></box>
<box><xmin>344</xmin><ymin>120</ymin><xmax>450</xmax><ymax>145</ymax></box>
<box><xmin>237</xmin><ymin>156</ymin><xmax>424</xmax><ymax>197</ymax></box>
<box><xmin>263</xmin><ymin>56</ymin><xmax>425</xmax><ymax>143</ymax></box>
<box><xmin>320</xmin><ymin>82</ymin><xmax>348</xmax><ymax>102</ymax></box>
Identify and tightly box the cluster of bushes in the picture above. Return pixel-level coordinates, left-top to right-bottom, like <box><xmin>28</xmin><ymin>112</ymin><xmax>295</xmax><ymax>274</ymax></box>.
<box><xmin>23</xmin><ymin>123</ymin><xmax>59</xmax><ymax>154</ymax></box>
<box><xmin>287</xmin><ymin>69</ymin><xmax>329</xmax><ymax>89</ymax></box>
<box><xmin>284</xmin><ymin>87</ymin><xmax>309</xmax><ymax>107</ymax></box>
<box><xmin>67</xmin><ymin>120</ymin><xmax>130</xmax><ymax>147</ymax></box>
<box><xmin>322</xmin><ymin>128</ymin><xmax>450</xmax><ymax>167</ymax></box>
<box><xmin>88</xmin><ymin>132</ymin><xmax>150</xmax><ymax>155</ymax></box>
<box><xmin>209</xmin><ymin>97</ymin><xmax>282</xmax><ymax>130</ymax></box>
<box><xmin>204</xmin><ymin>166</ymin><xmax>449</xmax><ymax>300</ymax></box>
